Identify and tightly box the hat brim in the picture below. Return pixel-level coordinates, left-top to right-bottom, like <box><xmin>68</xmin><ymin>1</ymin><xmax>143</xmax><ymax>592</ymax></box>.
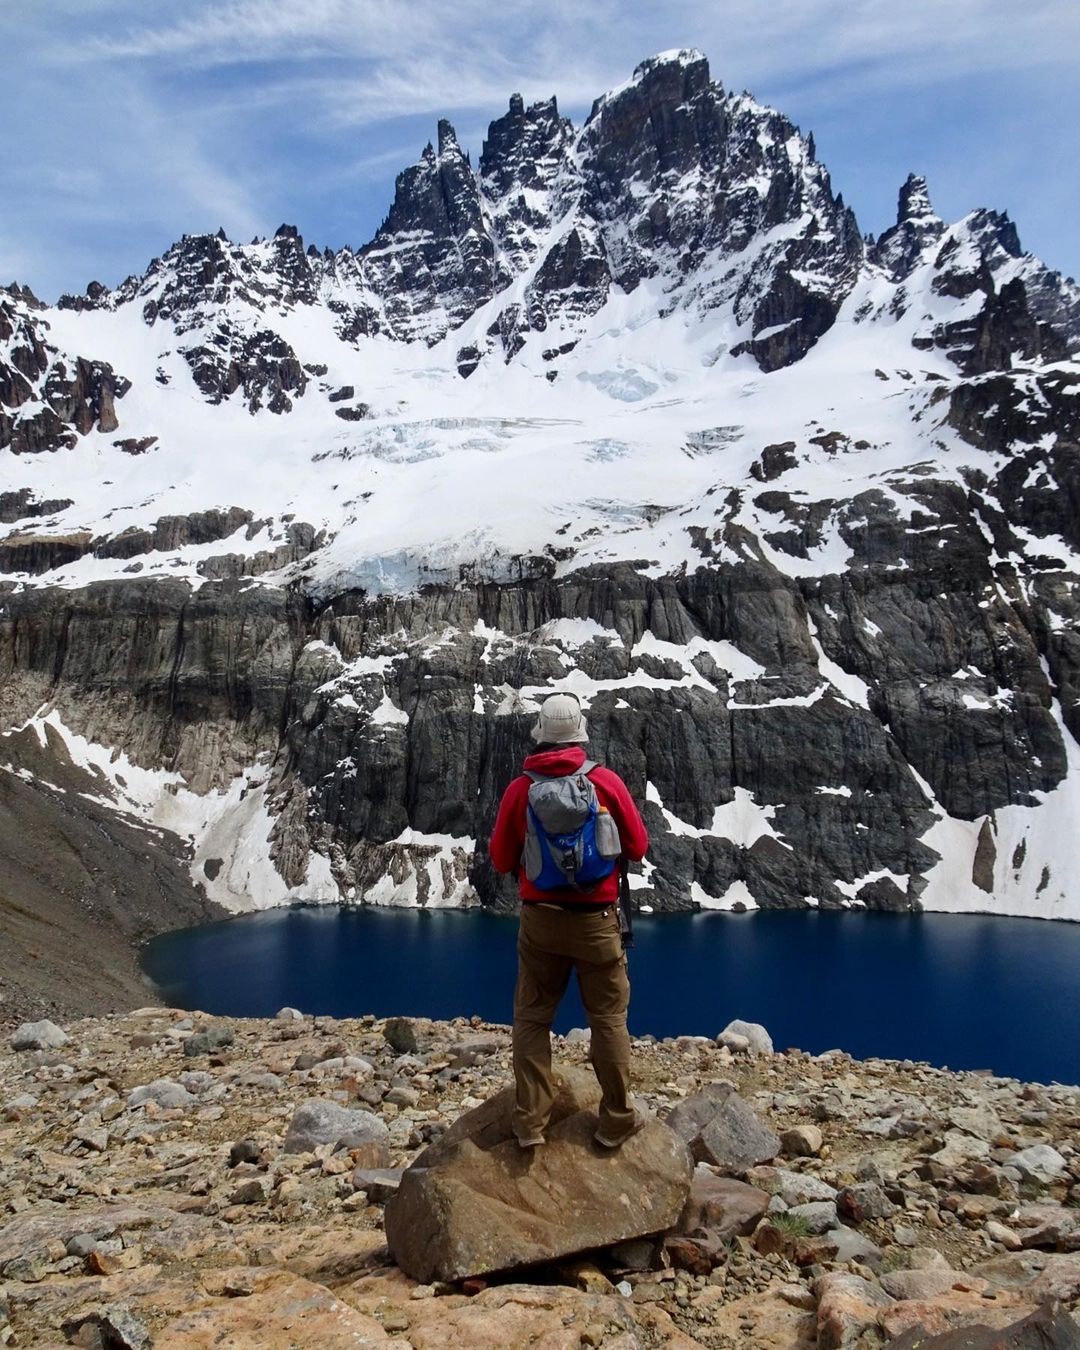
<box><xmin>531</xmin><ymin>715</ymin><xmax>589</xmax><ymax>745</ymax></box>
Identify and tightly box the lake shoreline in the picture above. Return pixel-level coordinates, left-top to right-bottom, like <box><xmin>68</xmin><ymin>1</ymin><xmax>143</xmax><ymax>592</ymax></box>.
<box><xmin>142</xmin><ymin>905</ymin><xmax>1080</xmax><ymax>1087</ymax></box>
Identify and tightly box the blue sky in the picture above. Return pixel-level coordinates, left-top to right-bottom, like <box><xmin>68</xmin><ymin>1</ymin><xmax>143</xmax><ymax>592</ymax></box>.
<box><xmin>6</xmin><ymin>0</ymin><xmax>1080</xmax><ymax>301</ymax></box>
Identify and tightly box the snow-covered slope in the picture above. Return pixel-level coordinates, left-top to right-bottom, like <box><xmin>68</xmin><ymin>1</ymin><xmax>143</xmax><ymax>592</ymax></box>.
<box><xmin>2</xmin><ymin>50</ymin><xmax>1080</xmax><ymax>923</ymax></box>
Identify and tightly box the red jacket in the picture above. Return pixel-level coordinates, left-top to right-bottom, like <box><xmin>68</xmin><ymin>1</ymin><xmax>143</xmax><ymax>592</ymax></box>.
<box><xmin>489</xmin><ymin>746</ymin><xmax>649</xmax><ymax>905</ymax></box>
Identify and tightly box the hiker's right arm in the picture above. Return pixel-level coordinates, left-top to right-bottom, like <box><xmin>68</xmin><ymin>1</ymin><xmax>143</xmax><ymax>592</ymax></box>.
<box><xmin>489</xmin><ymin>778</ymin><xmax>527</xmax><ymax>874</ymax></box>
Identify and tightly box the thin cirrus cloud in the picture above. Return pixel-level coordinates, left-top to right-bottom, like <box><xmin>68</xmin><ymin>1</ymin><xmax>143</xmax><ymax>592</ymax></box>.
<box><xmin>4</xmin><ymin>0</ymin><xmax>1079</xmax><ymax>299</ymax></box>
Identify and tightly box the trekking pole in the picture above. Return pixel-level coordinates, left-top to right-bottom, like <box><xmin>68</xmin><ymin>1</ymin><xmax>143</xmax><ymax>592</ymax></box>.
<box><xmin>618</xmin><ymin>858</ymin><xmax>634</xmax><ymax>950</ymax></box>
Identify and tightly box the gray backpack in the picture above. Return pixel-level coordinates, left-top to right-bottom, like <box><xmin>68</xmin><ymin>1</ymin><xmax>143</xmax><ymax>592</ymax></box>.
<box><xmin>522</xmin><ymin>760</ymin><xmax>622</xmax><ymax>890</ymax></box>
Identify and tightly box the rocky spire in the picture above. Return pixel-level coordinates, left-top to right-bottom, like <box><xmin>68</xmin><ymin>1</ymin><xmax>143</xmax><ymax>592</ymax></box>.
<box><xmin>361</xmin><ymin>119</ymin><xmax>497</xmax><ymax>342</ymax></box>
<box><xmin>870</xmin><ymin>173</ymin><xmax>946</xmax><ymax>281</ymax></box>
<box><xmin>897</xmin><ymin>173</ymin><xmax>936</xmax><ymax>225</ymax></box>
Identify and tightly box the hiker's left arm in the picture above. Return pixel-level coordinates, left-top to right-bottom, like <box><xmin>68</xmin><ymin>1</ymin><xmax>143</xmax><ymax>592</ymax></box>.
<box><xmin>607</xmin><ymin>775</ymin><xmax>649</xmax><ymax>862</ymax></box>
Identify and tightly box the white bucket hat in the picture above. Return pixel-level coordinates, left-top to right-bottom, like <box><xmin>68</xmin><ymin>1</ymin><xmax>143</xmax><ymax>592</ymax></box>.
<box><xmin>531</xmin><ymin>692</ymin><xmax>589</xmax><ymax>745</ymax></box>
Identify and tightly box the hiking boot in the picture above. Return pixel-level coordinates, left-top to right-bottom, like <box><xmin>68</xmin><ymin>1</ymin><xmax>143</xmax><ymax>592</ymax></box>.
<box><xmin>593</xmin><ymin>1109</ymin><xmax>648</xmax><ymax>1149</ymax></box>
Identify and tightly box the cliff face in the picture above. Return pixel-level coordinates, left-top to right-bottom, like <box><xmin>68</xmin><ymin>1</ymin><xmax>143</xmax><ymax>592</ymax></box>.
<box><xmin>2</xmin><ymin>51</ymin><xmax>1080</xmax><ymax>922</ymax></box>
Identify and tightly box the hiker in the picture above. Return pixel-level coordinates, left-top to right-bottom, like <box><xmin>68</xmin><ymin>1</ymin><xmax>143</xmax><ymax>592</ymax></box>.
<box><xmin>489</xmin><ymin>692</ymin><xmax>649</xmax><ymax>1149</ymax></box>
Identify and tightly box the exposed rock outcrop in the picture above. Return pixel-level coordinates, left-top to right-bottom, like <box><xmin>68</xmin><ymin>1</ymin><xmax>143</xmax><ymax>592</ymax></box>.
<box><xmin>385</xmin><ymin>1067</ymin><xmax>693</xmax><ymax>1281</ymax></box>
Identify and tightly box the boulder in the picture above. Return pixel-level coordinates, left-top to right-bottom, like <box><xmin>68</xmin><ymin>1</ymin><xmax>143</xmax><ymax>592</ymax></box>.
<box><xmin>931</xmin><ymin>1130</ymin><xmax>993</xmax><ymax>1168</ymax></box>
<box><xmin>156</xmin><ymin>1271</ymin><xmax>389</xmax><ymax>1346</ymax></box>
<box><xmin>829</xmin><ymin>1225</ymin><xmax>884</xmax><ymax>1269</ymax></box>
<box><xmin>749</xmin><ymin>1165</ymin><xmax>838</xmax><ymax>1206</ymax></box>
<box><xmin>382</xmin><ymin>1016</ymin><xmax>418</xmax><ymax>1053</ymax></box>
<box><xmin>127</xmin><ymin>1080</ymin><xmax>196</xmax><ymax>1111</ymax></box>
<box><xmin>788</xmin><ymin>1200</ymin><xmax>838</xmax><ymax>1234</ymax></box>
<box><xmin>351</xmin><ymin>1168</ymin><xmax>403</xmax><ymax>1203</ymax></box>
<box><xmin>837</xmin><ymin>1181</ymin><xmax>899</xmax><ymax>1222</ymax></box>
<box><xmin>949</xmin><ymin>1104</ymin><xmax>1004</xmax><ymax>1140</ymax></box>
<box><xmin>1007</xmin><ymin>1145</ymin><xmax>1068</xmax><ymax>1185</ymax></box>
<box><xmin>814</xmin><ymin>1271</ymin><xmax>894</xmax><ymax>1350</ymax></box>
<box><xmin>62</xmin><ymin>1308</ymin><xmax>151</xmax><ymax>1350</ymax></box>
<box><xmin>10</xmin><ymin>1019</ymin><xmax>68</xmax><ymax>1051</ymax></box>
<box><xmin>886</xmin><ymin>1303</ymin><xmax>1080</xmax><ymax>1349</ymax></box>
<box><xmin>676</xmin><ymin>1165</ymin><xmax>769</xmax><ymax>1241</ymax></box>
<box><xmin>282</xmin><ymin>1099</ymin><xmax>389</xmax><ymax>1156</ymax></box>
<box><xmin>719</xmin><ymin>1019</ymin><xmax>773</xmax><ymax>1055</ymax></box>
<box><xmin>666</xmin><ymin>1081</ymin><xmax>780</xmax><ymax>1171</ymax></box>
<box><xmin>384</xmin><ymin>1067</ymin><xmax>693</xmax><ymax>1282</ymax></box>
<box><xmin>881</xmin><ymin>1267</ymin><xmax>971</xmax><ymax>1300</ymax></box>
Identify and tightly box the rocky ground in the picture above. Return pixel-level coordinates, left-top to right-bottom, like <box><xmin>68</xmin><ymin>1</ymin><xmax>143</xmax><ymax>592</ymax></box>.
<box><xmin>2</xmin><ymin>1009</ymin><xmax>1079</xmax><ymax>1348</ymax></box>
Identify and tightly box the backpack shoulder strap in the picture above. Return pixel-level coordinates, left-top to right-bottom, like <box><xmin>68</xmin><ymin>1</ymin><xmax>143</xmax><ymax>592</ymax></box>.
<box><xmin>524</xmin><ymin>769</ymin><xmax>548</xmax><ymax>784</ymax></box>
<box><xmin>580</xmin><ymin>759</ymin><xmax>598</xmax><ymax>775</ymax></box>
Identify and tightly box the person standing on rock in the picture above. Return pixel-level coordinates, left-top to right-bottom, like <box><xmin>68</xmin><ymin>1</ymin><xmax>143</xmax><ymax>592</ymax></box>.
<box><xmin>489</xmin><ymin>692</ymin><xmax>649</xmax><ymax>1150</ymax></box>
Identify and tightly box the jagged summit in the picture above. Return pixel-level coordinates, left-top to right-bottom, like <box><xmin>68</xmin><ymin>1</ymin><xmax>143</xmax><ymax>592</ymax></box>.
<box><xmin>897</xmin><ymin>172</ymin><xmax>936</xmax><ymax>224</ymax></box>
<box><xmin>871</xmin><ymin>173</ymin><xmax>946</xmax><ymax>281</ymax></box>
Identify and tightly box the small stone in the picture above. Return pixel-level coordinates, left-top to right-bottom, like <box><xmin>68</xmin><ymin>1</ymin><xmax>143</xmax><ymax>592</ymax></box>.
<box><xmin>229</xmin><ymin>1139</ymin><xmax>261</xmax><ymax>1167</ymax></box>
<box><xmin>66</xmin><ymin>1234</ymin><xmax>101</xmax><ymax>1258</ymax></box>
<box><xmin>892</xmin><ymin>1224</ymin><xmax>919</xmax><ymax>1247</ymax></box>
<box><xmin>229</xmin><ymin>1178</ymin><xmax>269</xmax><ymax>1205</ymax></box>
<box><xmin>777</xmin><ymin>1283</ymin><xmax>817</xmax><ymax>1311</ymax></box>
<box><xmin>985</xmin><ymin>1219</ymin><xmax>1023</xmax><ymax>1250</ymax></box>
<box><xmin>838</xmin><ymin>1181</ymin><xmax>898</xmax><ymax>1222</ymax></box>
<box><xmin>781</xmin><ymin>1125</ymin><xmax>823</xmax><ymax>1157</ymax></box>
<box><xmin>86</xmin><ymin>1249</ymin><xmax>120</xmax><ymax>1275</ymax></box>
<box><xmin>183</xmin><ymin>1023</ymin><xmax>235</xmax><ymax>1057</ymax></box>
<box><xmin>127</xmin><ymin>1079</ymin><xmax>196</xmax><ymax>1111</ymax></box>
<box><xmin>906</xmin><ymin>1247</ymin><xmax>950</xmax><ymax>1271</ymax></box>
<box><xmin>276</xmin><ymin>1006</ymin><xmax>305</xmax><ymax>1021</ymax></box>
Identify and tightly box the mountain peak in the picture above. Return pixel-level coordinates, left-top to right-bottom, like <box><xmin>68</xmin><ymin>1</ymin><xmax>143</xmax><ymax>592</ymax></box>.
<box><xmin>437</xmin><ymin>119</ymin><xmax>461</xmax><ymax>156</ymax></box>
<box><xmin>870</xmin><ymin>173</ymin><xmax>946</xmax><ymax>281</ymax></box>
<box><xmin>590</xmin><ymin>48</ymin><xmax>711</xmax><ymax>121</ymax></box>
<box><xmin>897</xmin><ymin>173</ymin><xmax>936</xmax><ymax>225</ymax></box>
<box><xmin>633</xmin><ymin>47</ymin><xmax>707</xmax><ymax>77</ymax></box>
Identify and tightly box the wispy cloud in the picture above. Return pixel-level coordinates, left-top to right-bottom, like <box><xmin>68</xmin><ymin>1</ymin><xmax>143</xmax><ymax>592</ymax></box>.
<box><xmin>5</xmin><ymin>0</ymin><xmax>1080</xmax><ymax>297</ymax></box>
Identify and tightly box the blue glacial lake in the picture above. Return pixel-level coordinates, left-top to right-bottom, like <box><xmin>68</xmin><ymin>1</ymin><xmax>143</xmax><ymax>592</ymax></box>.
<box><xmin>142</xmin><ymin>908</ymin><xmax>1080</xmax><ymax>1086</ymax></box>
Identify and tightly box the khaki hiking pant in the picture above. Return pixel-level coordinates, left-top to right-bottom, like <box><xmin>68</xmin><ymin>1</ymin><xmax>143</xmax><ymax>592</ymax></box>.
<box><xmin>512</xmin><ymin>901</ymin><xmax>635</xmax><ymax>1144</ymax></box>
